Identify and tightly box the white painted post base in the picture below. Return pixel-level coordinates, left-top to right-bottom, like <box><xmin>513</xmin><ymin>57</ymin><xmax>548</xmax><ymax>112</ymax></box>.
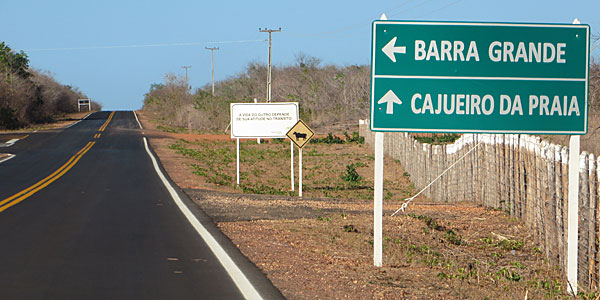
<box><xmin>236</xmin><ymin>138</ymin><xmax>240</xmax><ymax>186</ymax></box>
<box><xmin>567</xmin><ymin>135</ymin><xmax>580</xmax><ymax>295</ymax></box>
<box><xmin>374</xmin><ymin>132</ymin><xmax>384</xmax><ymax>267</ymax></box>
<box><xmin>299</xmin><ymin>148</ymin><xmax>303</xmax><ymax>197</ymax></box>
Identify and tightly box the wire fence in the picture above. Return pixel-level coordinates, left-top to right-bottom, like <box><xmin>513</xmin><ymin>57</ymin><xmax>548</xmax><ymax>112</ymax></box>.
<box><xmin>360</xmin><ymin>122</ymin><xmax>600</xmax><ymax>291</ymax></box>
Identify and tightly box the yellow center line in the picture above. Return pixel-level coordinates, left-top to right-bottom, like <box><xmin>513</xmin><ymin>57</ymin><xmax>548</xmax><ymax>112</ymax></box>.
<box><xmin>0</xmin><ymin>111</ymin><xmax>115</xmax><ymax>213</ymax></box>
<box><xmin>0</xmin><ymin>142</ymin><xmax>95</xmax><ymax>212</ymax></box>
<box><xmin>99</xmin><ymin>111</ymin><xmax>115</xmax><ymax>132</ymax></box>
<box><xmin>101</xmin><ymin>112</ymin><xmax>114</xmax><ymax>130</ymax></box>
<box><xmin>0</xmin><ymin>141</ymin><xmax>93</xmax><ymax>207</ymax></box>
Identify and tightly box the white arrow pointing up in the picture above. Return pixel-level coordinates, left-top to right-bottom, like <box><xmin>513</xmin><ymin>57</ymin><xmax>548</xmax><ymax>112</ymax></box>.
<box><xmin>382</xmin><ymin>37</ymin><xmax>406</xmax><ymax>63</ymax></box>
<box><xmin>377</xmin><ymin>90</ymin><xmax>402</xmax><ymax>114</ymax></box>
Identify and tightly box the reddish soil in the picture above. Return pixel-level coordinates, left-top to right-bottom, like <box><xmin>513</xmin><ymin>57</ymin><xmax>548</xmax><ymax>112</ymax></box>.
<box><xmin>138</xmin><ymin>111</ymin><xmax>571</xmax><ymax>299</ymax></box>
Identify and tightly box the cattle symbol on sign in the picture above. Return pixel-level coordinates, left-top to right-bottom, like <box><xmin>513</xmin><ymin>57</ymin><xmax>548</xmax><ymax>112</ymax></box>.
<box><xmin>293</xmin><ymin>132</ymin><xmax>307</xmax><ymax>140</ymax></box>
<box><xmin>286</xmin><ymin>120</ymin><xmax>314</xmax><ymax>148</ymax></box>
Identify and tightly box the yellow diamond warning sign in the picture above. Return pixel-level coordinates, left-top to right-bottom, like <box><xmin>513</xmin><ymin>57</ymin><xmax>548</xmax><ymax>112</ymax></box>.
<box><xmin>286</xmin><ymin>120</ymin><xmax>314</xmax><ymax>148</ymax></box>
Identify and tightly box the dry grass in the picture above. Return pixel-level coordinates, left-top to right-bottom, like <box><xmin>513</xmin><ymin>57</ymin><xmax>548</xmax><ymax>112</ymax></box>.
<box><xmin>142</xmin><ymin>59</ymin><xmax>370</xmax><ymax>133</ymax></box>
<box><xmin>218</xmin><ymin>201</ymin><xmax>572</xmax><ymax>299</ymax></box>
<box><xmin>140</xmin><ymin>114</ymin><xmax>579</xmax><ymax>298</ymax></box>
<box><xmin>164</xmin><ymin>137</ymin><xmax>416</xmax><ymax>202</ymax></box>
<box><xmin>541</xmin><ymin>107</ymin><xmax>600</xmax><ymax>155</ymax></box>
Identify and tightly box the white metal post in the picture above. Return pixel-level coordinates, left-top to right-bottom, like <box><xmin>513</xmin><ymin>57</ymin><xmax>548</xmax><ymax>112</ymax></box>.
<box><xmin>299</xmin><ymin>148</ymin><xmax>303</xmax><ymax>197</ymax></box>
<box><xmin>567</xmin><ymin>135</ymin><xmax>580</xmax><ymax>294</ymax></box>
<box><xmin>566</xmin><ymin>17</ymin><xmax>580</xmax><ymax>295</ymax></box>
<box><xmin>291</xmin><ymin>141</ymin><xmax>295</xmax><ymax>191</ymax></box>
<box><xmin>374</xmin><ymin>132</ymin><xmax>384</xmax><ymax>267</ymax></box>
<box><xmin>236</xmin><ymin>138</ymin><xmax>240</xmax><ymax>186</ymax></box>
<box><xmin>373</xmin><ymin>12</ymin><xmax>388</xmax><ymax>268</ymax></box>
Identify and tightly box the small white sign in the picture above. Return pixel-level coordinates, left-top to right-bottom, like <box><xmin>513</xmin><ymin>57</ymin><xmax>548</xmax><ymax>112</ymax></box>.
<box><xmin>230</xmin><ymin>102</ymin><xmax>299</xmax><ymax>138</ymax></box>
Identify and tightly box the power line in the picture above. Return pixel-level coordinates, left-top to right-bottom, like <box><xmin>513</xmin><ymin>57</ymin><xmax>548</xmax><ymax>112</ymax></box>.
<box><xmin>24</xmin><ymin>1</ymin><xmax>459</xmax><ymax>54</ymax></box>
<box><xmin>285</xmin><ymin>0</ymin><xmax>455</xmax><ymax>39</ymax></box>
<box><xmin>387</xmin><ymin>0</ymin><xmax>435</xmax><ymax>18</ymax></box>
<box><xmin>592</xmin><ymin>39</ymin><xmax>600</xmax><ymax>52</ymax></box>
<box><xmin>414</xmin><ymin>0</ymin><xmax>463</xmax><ymax>18</ymax></box>
<box><xmin>24</xmin><ymin>39</ymin><xmax>265</xmax><ymax>52</ymax></box>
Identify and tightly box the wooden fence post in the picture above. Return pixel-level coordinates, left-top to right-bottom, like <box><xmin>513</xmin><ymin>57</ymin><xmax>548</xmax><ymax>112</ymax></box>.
<box><xmin>588</xmin><ymin>153</ymin><xmax>597</xmax><ymax>288</ymax></box>
<box><xmin>546</xmin><ymin>143</ymin><xmax>557</xmax><ymax>261</ymax></box>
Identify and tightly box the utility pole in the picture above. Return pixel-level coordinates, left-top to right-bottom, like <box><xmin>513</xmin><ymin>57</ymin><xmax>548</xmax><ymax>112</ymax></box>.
<box><xmin>181</xmin><ymin>65</ymin><xmax>191</xmax><ymax>91</ymax></box>
<box><xmin>205</xmin><ymin>47</ymin><xmax>219</xmax><ymax>96</ymax></box>
<box><xmin>259</xmin><ymin>27</ymin><xmax>281</xmax><ymax>102</ymax></box>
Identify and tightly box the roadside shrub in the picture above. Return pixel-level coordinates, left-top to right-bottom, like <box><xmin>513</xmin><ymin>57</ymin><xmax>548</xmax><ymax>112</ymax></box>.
<box><xmin>341</xmin><ymin>163</ymin><xmax>362</xmax><ymax>184</ymax></box>
<box><xmin>0</xmin><ymin>41</ymin><xmax>97</xmax><ymax>129</ymax></box>
<box><xmin>143</xmin><ymin>55</ymin><xmax>370</xmax><ymax>132</ymax></box>
<box><xmin>413</xmin><ymin>133</ymin><xmax>461</xmax><ymax>145</ymax></box>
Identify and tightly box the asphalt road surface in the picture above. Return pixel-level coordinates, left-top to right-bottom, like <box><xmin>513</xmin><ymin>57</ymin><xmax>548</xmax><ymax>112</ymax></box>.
<box><xmin>0</xmin><ymin>111</ymin><xmax>282</xmax><ymax>299</ymax></box>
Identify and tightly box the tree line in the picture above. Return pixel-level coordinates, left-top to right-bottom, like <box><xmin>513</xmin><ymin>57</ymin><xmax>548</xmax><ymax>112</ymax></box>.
<box><xmin>142</xmin><ymin>53</ymin><xmax>600</xmax><ymax>133</ymax></box>
<box><xmin>0</xmin><ymin>42</ymin><xmax>100</xmax><ymax>129</ymax></box>
<box><xmin>142</xmin><ymin>54</ymin><xmax>370</xmax><ymax>132</ymax></box>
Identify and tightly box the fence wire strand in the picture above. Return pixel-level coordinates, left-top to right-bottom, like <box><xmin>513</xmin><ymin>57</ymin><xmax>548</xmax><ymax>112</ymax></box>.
<box><xmin>391</xmin><ymin>141</ymin><xmax>482</xmax><ymax>216</ymax></box>
<box><xmin>361</xmin><ymin>124</ymin><xmax>600</xmax><ymax>291</ymax></box>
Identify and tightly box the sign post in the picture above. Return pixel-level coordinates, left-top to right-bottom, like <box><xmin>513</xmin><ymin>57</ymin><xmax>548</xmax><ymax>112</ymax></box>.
<box><xmin>230</xmin><ymin>102</ymin><xmax>299</xmax><ymax>186</ymax></box>
<box><xmin>78</xmin><ymin>99</ymin><xmax>91</xmax><ymax>112</ymax></box>
<box><xmin>370</xmin><ymin>19</ymin><xmax>590</xmax><ymax>284</ymax></box>
<box><xmin>286</xmin><ymin>120</ymin><xmax>315</xmax><ymax>197</ymax></box>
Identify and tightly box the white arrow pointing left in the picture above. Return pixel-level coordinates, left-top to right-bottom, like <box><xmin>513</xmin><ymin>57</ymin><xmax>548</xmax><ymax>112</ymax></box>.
<box><xmin>382</xmin><ymin>37</ymin><xmax>406</xmax><ymax>63</ymax></box>
<box><xmin>377</xmin><ymin>90</ymin><xmax>402</xmax><ymax>114</ymax></box>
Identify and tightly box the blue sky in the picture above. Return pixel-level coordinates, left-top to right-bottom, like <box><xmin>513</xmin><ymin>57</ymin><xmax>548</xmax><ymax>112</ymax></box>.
<box><xmin>1</xmin><ymin>0</ymin><xmax>599</xmax><ymax>110</ymax></box>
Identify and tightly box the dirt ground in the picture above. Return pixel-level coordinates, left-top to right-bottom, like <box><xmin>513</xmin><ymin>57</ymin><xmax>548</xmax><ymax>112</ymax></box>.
<box><xmin>0</xmin><ymin>111</ymin><xmax>94</xmax><ymax>134</ymax></box>
<box><xmin>138</xmin><ymin>111</ymin><xmax>577</xmax><ymax>299</ymax></box>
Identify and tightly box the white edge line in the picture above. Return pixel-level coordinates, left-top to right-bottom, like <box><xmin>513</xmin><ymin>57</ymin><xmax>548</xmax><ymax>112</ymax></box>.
<box><xmin>133</xmin><ymin>111</ymin><xmax>143</xmax><ymax>129</ymax></box>
<box><xmin>142</xmin><ymin>137</ymin><xmax>263</xmax><ymax>300</ymax></box>
<box><xmin>65</xmin><ymin>112</ymin><xmax>93</xmax><ymax>129</ymax></box>
<box><xmin>0</xmin><ymin>154</ymin><xmax>15</xmax><ymax>164</ymax></box>
<box><xmin>3</xmin><ymin>139</ymin><xmax>19</xmax><ymax>147</ymax></box>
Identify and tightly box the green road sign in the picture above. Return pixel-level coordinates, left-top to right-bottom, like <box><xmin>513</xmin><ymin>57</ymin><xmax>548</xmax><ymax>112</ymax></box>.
<box><xmin>370</xmin><ymin>21</ymin><xmax>590</xmax><ymax>134</ymax></box>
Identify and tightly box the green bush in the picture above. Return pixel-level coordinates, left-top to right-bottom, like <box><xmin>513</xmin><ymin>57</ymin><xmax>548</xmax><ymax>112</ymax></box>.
<box><xmin>341</xmin><ymin>163</ymin><xmax>362</xmax><ymax>183</ymax></box>
<box><xmin>413</xmin><ymin>133</ymin><xmax>460</xmax><ymax>145</ymax></box>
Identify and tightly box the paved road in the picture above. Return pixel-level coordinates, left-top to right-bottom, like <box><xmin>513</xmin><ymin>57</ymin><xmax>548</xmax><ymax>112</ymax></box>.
<box><xmin>0</xmin><ymin>111</ymin><xmax>282</xmax><ymax>299</ymax></box>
